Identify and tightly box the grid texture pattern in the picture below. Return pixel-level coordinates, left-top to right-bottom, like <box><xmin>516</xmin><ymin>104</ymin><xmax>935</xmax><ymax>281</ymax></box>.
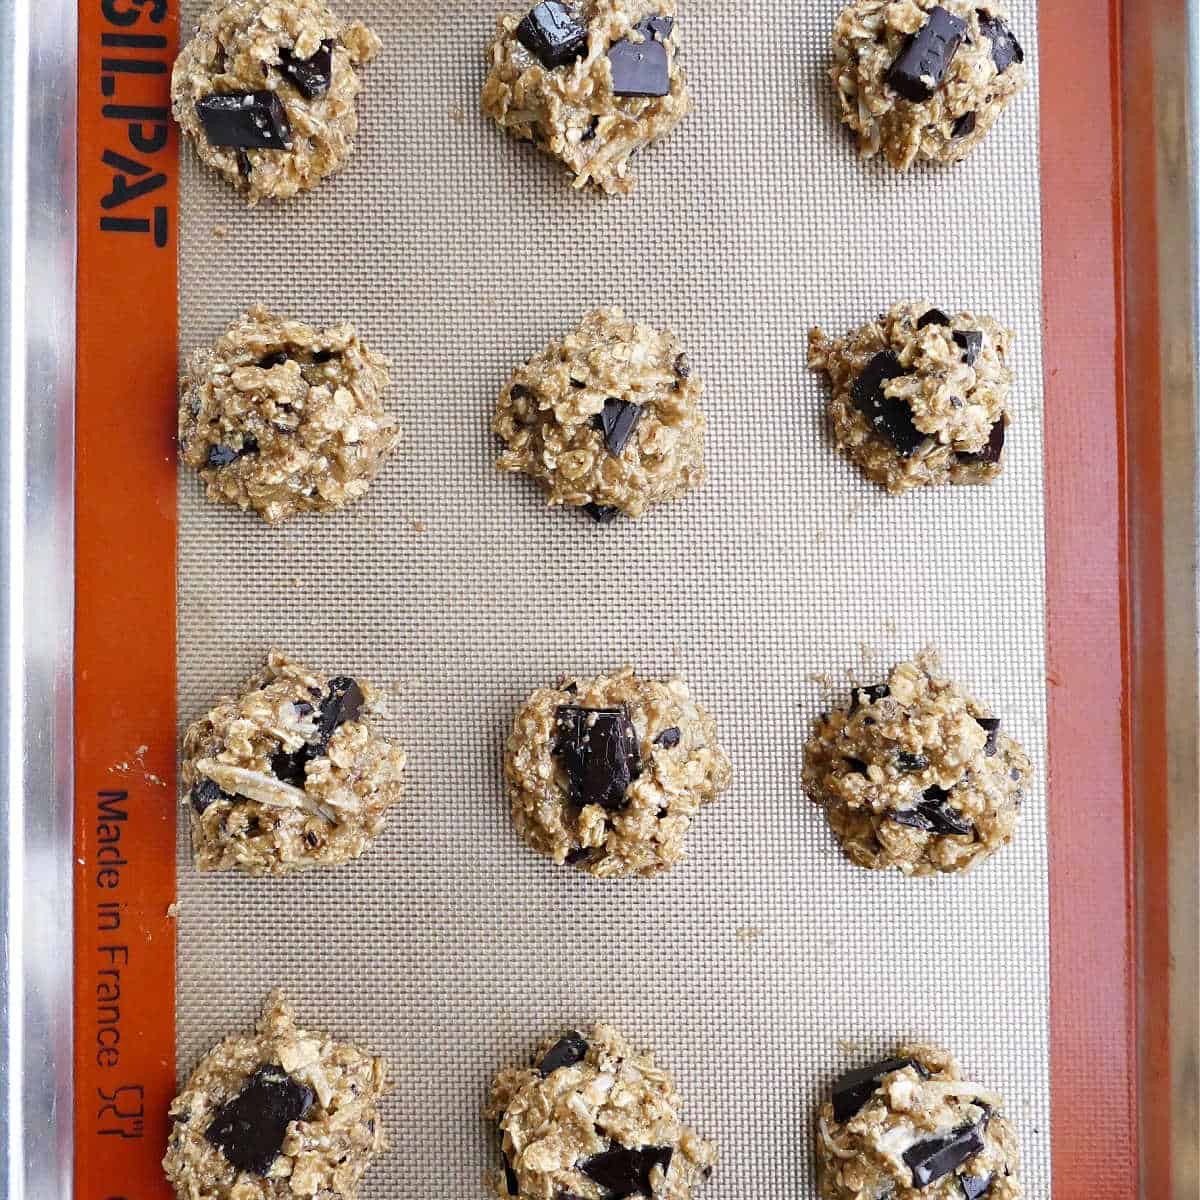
<box><xmin>175</xmin><ymin>3</ymin><xmax>1050</xmax><ymax>1196</ymax></box>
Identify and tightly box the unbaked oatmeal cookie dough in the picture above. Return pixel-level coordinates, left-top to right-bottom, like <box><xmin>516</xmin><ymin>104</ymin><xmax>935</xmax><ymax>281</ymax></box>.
<box><xmin>483</xmin><ymin>1</ymin><xmax>692</xmax><ymax>195</ymax></box>
<box><xmin>494</xmin><ymin>308</ymin><xmax>708</xmax><ymax>522</ymax></box>
<box><xmin>172</xmin><ymin>0</ymin><xmax>380</xmax><ymax>203</ymax></box>
<box><xmin>503</xmin><ymin>668</ymin><xmax>731</xmax><ymax>879</ymax></box>
<box><xmin>487</xmin><ymin>1024</ymin><xmax>717</xmax><ymax>1200</ymax></box>
<box><xmin>164</xmin><ymin>991</ymin><xmax>389</xmax><ymax>1200</ymax></box>
<box><xmin>182</xmin><ymin>651</ymin><xmax>406</xmax><ymax>876</ymax></box>
<box><xmin>809</xmin><ymin>301</ymin><xmax>1014</xmax><ymax>494</ymax></box>
<box><xmin>803</xmin><ymin>658</ymin><xmax>1030</xmax><ymax>875</ymax></box>
<box><xmin>830</xmin><ymin>1</ymin><xmax>1027</xmax><ymax>171</ymax></box>
<box><xmin>817</xmin><ymin>1043</ymin><xmax>1021</xmax><ymax>1200</ymax></box>
<box><xmin>179</xmin><ymin>306</ymin><xmax>398</xmax><ymax>523</ymax></box>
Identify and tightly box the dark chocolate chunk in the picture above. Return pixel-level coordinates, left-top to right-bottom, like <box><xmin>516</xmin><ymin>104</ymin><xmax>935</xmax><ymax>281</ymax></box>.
<box><xmin>195</xmin><ymin>90</ymin><xmax>292</xmax><ymax>150</ymax></box>
<box><xmin>554</xmin><ymin>706</ymin><xmax>642</xmax><ymax>812</ymax></box>
<box><xmin>905</xmin><ymin>785</ymin><xmax>974</xmax><ymax>836</ymax></box>
<box><xmin>191</xmin><ymin>777</ymin><xmax>232</xmax><ymax>815</ymax></box>
<box><xmin>236</xmin><ymin>149</ymin><xmax>253</xmax><ymax>179</ymax></box>
<box><xmin>316</xmin><ymin>676</ymin><xmax>365</xmax><ymax>744</ymax></box>
<box><xmin>206</xmin><ymin>444</ymin><xmax>241</xmax><ymax>468</ymax></box>
<box><xmin>851</xmin><ymin>351</ymin><xmax>924</xmax><ymax>457</ymax></box>
<box><xmin>593</xmin><ymin>398</ymin><xmax>643</xmax><ymax>457</ymax></box>
<box><xmin>654</xmin><ymin>726</ymin><xmax>682</xmax><ymax>749</ymax></box>
<box><xmin>270</xmin><ymin>747</ymin><xmax>311</xmax><ymax>788</ymax></box>
<box><xmin>953</xmin><ymin>329</ymin><xmax>983</xmax><ymax>366</ymax></box>
<box><xmin>538</xmin><ymin>1031</ymin><xmax>589</xmax><ymax>1076</ymax></box>
<box><xmin>608</xmin><ymin>20</ymin><xmax>670</xmax><ymax>97</ymax></box>
<box><xmin>580</xmin><ymin>1145</ymin><xmax>673</xmax><ymax>1199</ymax></box>
<box><xmin>961</xmin><ymin>1172</ymin><xmax>994</xmax><ymax>1200</ymax></box>
<box><xmin>979</xmin><ymin>15</ymin><xmax>1024</xmax><ymax>73</ymax></box>
<box><xmin>957</xmin><ymin>419</ymin><xmax>1006</xmax><ymax>466</ymax></box>
<box><xmin>205</xmin><ymin>1066</ymin><xmax>314</xmax><ymax>1176</ymax></box>
<box><xmin>564</xmin><ymin>845</ymin><xmax>593</xmax><ymax>865</ymax></box>
<box><xmin>975</xmin><ymin>716</ymin><xmax>1001</xmax><ymax>756</ymax></box>
<box><xmin>886</xmin><ymin>7</ymin><xmax>967</xmax><ymax>102</ymax></box>
<box><xmin>890</xmin><ymin>804</ymin><xmax>934</xmax><ymax>832</ymax></box>
<box><xmin>896</xmin><ymin>751</ymin><xmax>930</xmax><ymax>772</ymax></box>
<box><xmin>516</xmin><ymin>2</ymin><xmax>589</xmax><ymax>70</ymax></box>
<box><xmin>497</xmin><ymin>1129</ymin><xmax>520</xmax><ymax>1196</ymax></box>
<box><xmin>917</xmin><ymin>308</ymin><xmax>951</xmax><ymax>329</ymax></box>
<box><xmin>257</xmin><ymin>351</ymin><xmax>289</xmax><ymax>369</ymax></box>
<box><xmin>206</xmin><ymin>437</ymin><xmax>258</xmax><ymax>469</ymax></box>
<box><xmin>673</xmin><ymin>352</ymin><xmax>691</xmax><ymax>379</ymax></box>
<box><xmin>270</xmin><ymin>676</ymin><xmax>363</xmax><ymax>787</ymax></box>
<box><xmin>311</xmin><ymin>349</ymin><xmax>336</xmax><ymax>364</ymax></box>
<box><xmin>849</xmin><ymin>683</ymin><xmax>890</xmax><ymax>713</ymax></box>
<box><xmin>583</xmin><ymin>503</ymin><xmax>620</xmax><ymax>524</ymax></box>
<box><xmin>951</xmin><ymin>110</ymin><xmax>977</xmax><ymax>138</ymax></box>
<box><xmin>278</xmin><ymin>39</ymin><xmax>333</xmax><ymax>99</ymax></box>
<box><xmin>903</xmin><ymin>1122</ymin><xmax>986</xmax><ymax>1189</ymax></box>
<box><xmin>831</xmin><ymin>1058</ymin><xmax>925</xmax><ymax>1123</ymax></box>
<box><xmin>921</xmin><ymin>797</ymin><xmax>974</xmax><ymax>837</ymax></box>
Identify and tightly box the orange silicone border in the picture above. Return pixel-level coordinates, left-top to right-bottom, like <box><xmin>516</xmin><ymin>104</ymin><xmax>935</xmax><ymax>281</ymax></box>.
<box><xmin>1041</xmin><ymin>2</ymin><xmax>1141</xmax><ymax>1196</ymax></box>
<box><xmin>72</xmin><ymin>1</ymin><xmax>1151</xmax><ymax>1197</ymax></box>
<box><xmin>74</xmin><ymin>3</ymin><xmax>178</xmax><ymax>1198</ymax></box>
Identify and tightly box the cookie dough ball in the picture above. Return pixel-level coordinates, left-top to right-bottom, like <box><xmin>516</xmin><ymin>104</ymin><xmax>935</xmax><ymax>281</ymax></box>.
<box><xmin>179</xmin><ymin>306</ymin><xmax>398</xmax><ymax>523</ymax></box>
<box><xmin>803</xmin><ymin>659</ymin><xmax>1030</xmax><ymax>875</ymax></box>
<box><xmin>808</xmin><ymin>302</ymin><xmax>1013</xmax><ymax>494</ymax></box>
<box><xmin>487</xmin><ymin>1024</ymin><xmax>717</xmax><ymax>1200</ymax></box>
<box><xmin>182</xmin><ymin>651</ymin><xmax>406</xmax><ymax>876</ymax></box>
<box><xmin>483</xmin><ymin>1</ymin><xmax>692</xmax><ymax>195</ymax></box>
<box><xmin>494</xmin><ymin>308</ymin><xmax>708</xmax><ymax>522</ymax></box>
<box><xmin>817</xmin><ymin>1044</ymin><xmax>1022</xmax><ymax>1200</ymax></box>
<box><xmin>164</xmin><ymin>991</ymin><xmax>389</xmax><ymax>1200</ymax></box>
<box><xmin>503</xmin><ymin>668</ymin><xmax>732</xmax><ymax>878</ymax></box>
<box><xmin>172</xmin><ymin>0</ymin><xmax>380</xmax><ymax>203</ymax></box>
<box><xmin>830</xmin><ymin>2</ymin><xmax>1027</xmax><ymax>171</ymax></box>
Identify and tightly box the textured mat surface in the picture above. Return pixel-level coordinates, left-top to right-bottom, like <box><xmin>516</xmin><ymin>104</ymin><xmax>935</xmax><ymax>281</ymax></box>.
<box><xmin>176</xmin><ymin>2</ymin><xmax>1050</xmax><ymax>1195</ymax></box>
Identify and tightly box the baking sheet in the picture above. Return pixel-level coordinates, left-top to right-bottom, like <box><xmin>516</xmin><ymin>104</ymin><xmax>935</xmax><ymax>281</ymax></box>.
<box><xmin>174</xmin><ymin>2</ymin><xmax>1050</xmax><ymax>1196</ymax></box>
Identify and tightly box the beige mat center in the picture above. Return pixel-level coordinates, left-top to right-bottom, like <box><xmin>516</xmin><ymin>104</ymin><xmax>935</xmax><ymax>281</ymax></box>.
<box><xmin>176</xmin><ymin>2</ymin><xmax>1050</xmax><ymax>1196</ymax></box>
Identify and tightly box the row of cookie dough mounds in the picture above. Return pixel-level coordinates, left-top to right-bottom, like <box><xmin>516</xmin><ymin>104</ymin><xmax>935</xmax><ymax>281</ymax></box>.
<box><xmin>182</xmin><ymin>651</ymin><xmax>406</xmax><ymax>875</ymax></box>
<box><xmin>164</xmin><ymin>993</ymin><xmax>390</xmax><ymax>1200</ymax></box>
<box><xmin>831</xmin><ymin>1</ymin><xmax>1027</xmax><ymax>171</ymax></box>
<box><xmin>494</xmin><ymin>307</ymin><xmax>709</xmax><ymax>523</ymax></box>
<box><xmin>809</xmin><ymin>302</ymin><xmax>1015</xmax><ymax>494</ymax></box>
<box><xmin>179</xmin><ymin>298</ymin><xmax>1017</xmax><ymax>523</ymax></box>
<box><xmin>170</xmin><ymin>0</ymin><xmax>1030</xmax><ymax>205</ymax></box>
<box><xmin>483</xmin><ymin>0</ymin><xmax>692</xmax><ymax>195</ymax></box>
<box><xmin>817</xmin><ymin>1044</ymin><xmax>1022</xmax><ymax>1199</ymax></box>
<box><xmin>181</xmin><ymin>654</ymin><xmax>1030</xmax><ymax>880</ymax></box>
<box><xmin>178</xmin><ymin>306</ymin><xmax>400</xmax><ymax>523</ymax></box>
<box><xmin>503</xmin><ymin>667</ymin><xmax>733</xmax><ymax>878</ymax></box>
<box><xmin>164</xmin><ymin>999</ymin><xmax>1024</xmax><ymax>1200</ymax></box>
<box><xmin>172</xmin><ymin>0</ymin><xmax>381</xmax><ymax>204</ymax></box>
<box><xmin>803</xmin><ymin>657</ymin><xmax>1031</xmax><ymax>876</ymax></box>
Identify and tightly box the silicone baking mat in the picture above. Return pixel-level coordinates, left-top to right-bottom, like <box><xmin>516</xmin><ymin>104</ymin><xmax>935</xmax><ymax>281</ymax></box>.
<box><xmin>174</xmin><ymin>3</ymin><xmax>1050</xmax><ymax>1196</ymax></box>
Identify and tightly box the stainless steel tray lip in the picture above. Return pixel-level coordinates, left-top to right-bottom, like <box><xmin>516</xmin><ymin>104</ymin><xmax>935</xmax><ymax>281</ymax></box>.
<box><xmin>1157</xmin><ymin>1</ymin><xmax>1200</xmax><ymax>1191</ymax></box>
<box><xmin>0</xmin><ymin>0</ymin><xmax>76</xmax><ymax>1197</ymax></box>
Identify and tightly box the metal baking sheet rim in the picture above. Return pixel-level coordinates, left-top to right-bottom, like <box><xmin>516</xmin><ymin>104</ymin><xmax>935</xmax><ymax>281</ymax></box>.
<box><xmin>0</xmin><ymin>3</ymin><xmax>1196</xmax><ymax>1200</ymax></box>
